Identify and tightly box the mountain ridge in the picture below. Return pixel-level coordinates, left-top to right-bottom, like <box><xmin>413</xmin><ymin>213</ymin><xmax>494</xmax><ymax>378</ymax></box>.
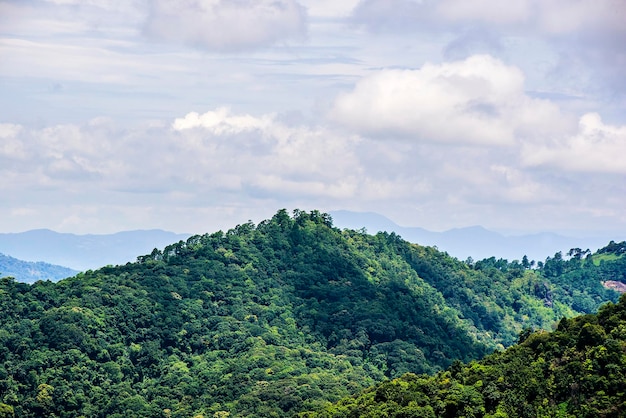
<box><xmin>1</xmin><ymin>210</ymin><xmax>620</xmax><ymax>272</ymax></box>
<box><xmin>330</xmin><ymin>210</ymin><xmax>618</xmax><ymax>262</ymax></box>
<box><xmin>0</xmin><ymin>228</ymin><xmax>191</xmax><ymax>271</ymax></box>
<box><xmin>0</xmin><ymin>252</ymin><xmax>78</xmax><ymax>283</ymax></box>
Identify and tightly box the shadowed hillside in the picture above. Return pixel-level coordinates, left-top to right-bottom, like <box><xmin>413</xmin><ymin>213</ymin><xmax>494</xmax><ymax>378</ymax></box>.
<box><xmin>301</xmin><ymin>293</ymin><xmax>626</xmax><ymax>418</ymax></box>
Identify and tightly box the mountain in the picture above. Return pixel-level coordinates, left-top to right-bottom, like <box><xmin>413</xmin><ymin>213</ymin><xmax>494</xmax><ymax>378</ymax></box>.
<box><xmin>330</xmin><ymin>210</ymin><xmax>617</xmax><ymax>262</ymax></box>
<box><xmin>0</xmin><ymin>229</ymin><xmax>191</xmax><ymax>271</ymax></box>
<box><xmin>0</xmin><ymin>210</ymin><xmax>623</xmax><ymax>417</ymax></box>
<box><xmin>301</xmin><ymin>293</ymin><xmax>626</xmax><ymax>418</ymax></box>
<box><xmin>0</xmin><ymin>253</ymin><xmax>78</xmax><ymax>283</ymax></box>
<box><xmin>1</xmin><ymin>211</ymin><xmax>616</xmax><ymax>273</ymax></box>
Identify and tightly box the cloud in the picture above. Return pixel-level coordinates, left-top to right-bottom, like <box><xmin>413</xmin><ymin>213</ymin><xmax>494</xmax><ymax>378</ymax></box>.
<box><xmin>2</xmin><ymin>106</ymin><xmax>625</xmax><ymax>235</ymax></box>
<box><xmin>522</xmin><ymin>113</ymin><xmax>626</xmax><ymax>174</ymax></box>
<box><xmin>351</xmin><ymin>0</ymin><xmax>430</xmax><ymax>32</ymax></box>
<box><xmin>144</xmin><ymin>0</ymin><xmax>308</xmax><ymax>51</ymax></box>
<box><xmin>172</xmin><ymin>108</ymin><xmax>364</xmax><ymax>194</ymax></box>
<box><xmin>436</xmin><ymin>0</ymin><xmax>531</xmax><ymax>25</ymax></box>
<box><xmin>443</xmin><ymin>28</ymin><xmax>503</xmax><ymax>60</ymax></box>
<box><xmin>533</xmin><ymin>0</ymin><xmax>626</xmax><ymax>35</ymax></box>
<box><xmin>299</xmin><ymin>0</ymin><xmax>361</xmax><ymax>19</ymax></box>
<box><xmin>349</xmin><ymin>0</ymin><xmax>626</xmax><ymax>105</ymax></box>
<box><xmin>173</xmin><ymin>107</ymin><xmax>274</xmax><ymax>134</ymax></box>
<box><xmin>351</xmin><ymin>0</ymin><xmax>626</xmax><ymax>35</ymax></box>
<box><xmin>0</xmin><ymin>123</ymin><xmax>26</xmax><ymax>160</ymax></box>
<box><xmin>331</xmin><ymin>55</ymin><xmax>567</xmax><ymax>145</ymax></box>
<box><xmin>0</xmin><ymin>109</ymin><xmax>367</xmax><ymax>203</ymax></box>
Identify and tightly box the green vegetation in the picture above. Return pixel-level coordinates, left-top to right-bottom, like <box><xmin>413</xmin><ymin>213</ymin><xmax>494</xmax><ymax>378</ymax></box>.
<box><xmin>301</xmin><ymin>293</ymin><xmax>626</xmax><ymax>418</ymax></box>
<box><xmin>0</xmin><ymin>210</ymin><xmax>623</xmax><ymax>417</ymax></box>
<box><xmin>589</xmin><ymin>241</ymin><xmax>626</xmax><ymax>267</ymax></box>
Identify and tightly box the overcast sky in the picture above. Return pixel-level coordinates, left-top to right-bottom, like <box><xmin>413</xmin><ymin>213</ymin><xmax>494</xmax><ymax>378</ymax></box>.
<box><xmin>1</xmin><ymin>0</ymin><xmax>625</xmax><ymax>237</ymax></box>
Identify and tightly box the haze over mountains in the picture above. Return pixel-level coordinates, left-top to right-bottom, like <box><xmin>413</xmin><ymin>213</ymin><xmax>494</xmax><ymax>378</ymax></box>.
<box><xmin>0</xmin><ymin>253</ymin><xmax>78</xmax><ymax>284</ymax></box>
<box><xmin>330</xmin><ymin>211</ymin><xmax>620</xmax><ymax>263</ymax></box>
<box><xmin>0</xmin><ymin>229</ymin><xmax>190</xmax><ymax>272</ymax></box>
<box><xmin>0</xmin><ymin>210</ymin><xmax>621</xmax><ymax>281</ymax></box>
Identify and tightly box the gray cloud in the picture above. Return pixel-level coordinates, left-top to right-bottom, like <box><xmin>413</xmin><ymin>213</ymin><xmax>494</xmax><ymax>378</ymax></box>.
<box><xmin>144</xmin><ymin>0</ymin><xmax>308</xmax><ymax>51</ymax></box>
<box><xmin>443</xmin><ymin>28</ymin><xmax>503</xmax><ymax>61</ymax></box>
<box><xmin>351</xmin><ymin>0</ymin><xmax>625</xmax><ymax>35</ymax></box>
<box><xmin>351</xmin><ymin>0</ymin><xmax>433</xmax><ymax>32</ymax></box>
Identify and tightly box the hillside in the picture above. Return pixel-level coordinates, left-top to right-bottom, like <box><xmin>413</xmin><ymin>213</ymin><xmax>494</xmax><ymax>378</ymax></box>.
<box><xmin>301</xmin><ymin>293</ymin><xmax>626</xmax><ymax>418</ymax></box>
<box><xmin>0</xmin><ymin>210</ymin><xmax>623</xmax><ymax>417</ymax></box>
<box><xmin>0</xmin><ymin>253</ymin><xmax>78</xmax><ymax>283</ymax></box>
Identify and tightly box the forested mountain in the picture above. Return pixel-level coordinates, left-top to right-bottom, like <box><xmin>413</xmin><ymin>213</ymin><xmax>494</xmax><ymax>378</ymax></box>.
<box><xmin>0</xmin><ymin>210</ymin><xmax>623</xmax><ymax>417</ymax></box>
<box><xmin>0</xmin><ymin>253</ymin><xmax>77</xmax><ymax>283</ymax></box>
<box><xmin>301</xmin><ymin>293</ymin><xmax>626</xmax><ymax>418</ymax></box>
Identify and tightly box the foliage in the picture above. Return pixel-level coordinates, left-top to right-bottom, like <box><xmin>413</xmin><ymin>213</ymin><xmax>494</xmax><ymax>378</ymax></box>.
<box><xmin>0</xmin><ymin>210</ymin><xmax>622</xmax><ymax>417</ymax></box>
<box><xmin>300</xmin><ymin>294</ymin><xmax>626</xmax><ymax>418</ymax></box>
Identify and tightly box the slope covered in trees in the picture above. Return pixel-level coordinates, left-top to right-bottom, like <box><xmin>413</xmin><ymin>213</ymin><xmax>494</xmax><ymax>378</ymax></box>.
<box><xmin>301</xmin><ymin>293</ymin><xmax>626</xmax><ymax>418</ymax></box>
<box><xmin>0</xmin><ymin>210</ymin><xmax>623</xmax><ymax>417</ymax></box>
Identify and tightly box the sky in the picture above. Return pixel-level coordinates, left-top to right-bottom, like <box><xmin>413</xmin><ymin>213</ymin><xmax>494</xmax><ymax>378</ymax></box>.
<box><xmin>0</xmin><ymin>0</ymin><xmax>625</xmax><ymax>237</ymax></box>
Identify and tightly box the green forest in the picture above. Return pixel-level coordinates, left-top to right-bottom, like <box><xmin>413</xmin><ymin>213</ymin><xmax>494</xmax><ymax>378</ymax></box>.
<box><xmin>0</xmin><ymin>210</ymin><xmax>624</xmax><ymax>417</ymax></box>
<box><xmin>300</xmin><ymin>294</ymin><xmax>626</xmax><ymax>417</ymax></box>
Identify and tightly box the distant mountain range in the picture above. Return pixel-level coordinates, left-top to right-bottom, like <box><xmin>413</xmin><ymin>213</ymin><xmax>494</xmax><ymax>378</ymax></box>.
<box><xmin>0</xmin><ymin>211</ymin><xmax>621</xmax><ymax>276</ymax></box>
<box><xmin>329</xmin><ymin>210</ymin><xmax>620</xmax><ymax>263</ymax></box>
<box><xmin>0</xmin><ymin>252</ymin><xmax>78</xmax><ymax>283</ymax></box>
<box><xmin>0</xmin><ymin>229</ymin><xmax>191</xmax><ymax>271</ymax></box>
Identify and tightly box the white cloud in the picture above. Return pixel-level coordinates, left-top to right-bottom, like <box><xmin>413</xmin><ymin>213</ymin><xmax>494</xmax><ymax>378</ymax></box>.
<box><xmin>486</xmin><ymin>165</ymin><xmax>554</xmax><ymax>204</ymax></box>
<box><xmin>0</xmin><ymin>123</ymin><xmax>25</xmax><ymax>159</ymax></box>
<box><xmin>331</xmin><ymin>55</ymin><xmax>567</xmax><ymax>145</ymax></box>
<box><xmin>0</xmin><ymin>123</ymin><xmax>22</xmax><ymax>139</ymax></box>
<box><xmin>173</xmin><ymin>107</ymin><xmax>274</xmax><ymax>134</ymax></box>
<box><xmin>522</xmin><ymin>113</ymin><xmax>626</xmax><ymax>173</ymax></box>
<box><xmin>144</xmin><ymin>0</ymin><xmax>308</xmax><ymax>51</ymax></box>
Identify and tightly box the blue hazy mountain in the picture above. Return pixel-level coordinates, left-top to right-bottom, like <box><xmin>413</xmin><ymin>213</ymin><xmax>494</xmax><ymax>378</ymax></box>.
<box><xmin>330</xmin><ymin>210</ymin><xmax>618</xmax><ymax>263</ymax></box>
<box><xmin>0</xmin><ymin>252</ymin><xmax>78</xmax><ymax>283</ymax></box>
<box><xmin>0</xmin><ymin>212</ymin><xmax>619</xmax><ymax>272</ymax></box>
<box><xmin>0</xmin><ymin>229</ymin><xmax>191</xmax><ymax>271</ymax></box>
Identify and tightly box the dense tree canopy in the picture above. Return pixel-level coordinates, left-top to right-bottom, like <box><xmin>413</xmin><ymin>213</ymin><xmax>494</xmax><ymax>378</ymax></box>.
<box><xmin>301</xmin><ymin>293</ymin><xmax>626</xmax><ymax>418</ymax></box>
<box><xmin>0</xmin><ymin>210</ymin><xmax>623</xmax><ymax>417</ymax></box>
